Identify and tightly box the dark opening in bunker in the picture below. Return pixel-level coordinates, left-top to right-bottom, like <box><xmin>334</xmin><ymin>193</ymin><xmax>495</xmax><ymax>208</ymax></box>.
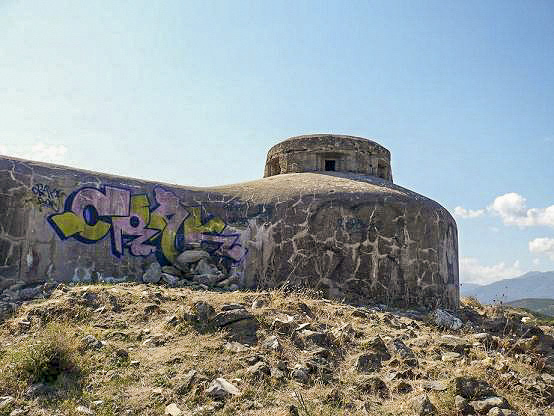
<box><xmin>325</xmin><ymin>160</ymin><xmax>336</xmax><ymax>171</ymax></box>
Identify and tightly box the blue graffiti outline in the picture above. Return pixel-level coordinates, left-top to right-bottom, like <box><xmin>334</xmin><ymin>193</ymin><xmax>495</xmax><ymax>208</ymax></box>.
<box><xmin>48</xmin><ymin>184</ymin><xmax>248</xmax><ymax>266</ymax></box>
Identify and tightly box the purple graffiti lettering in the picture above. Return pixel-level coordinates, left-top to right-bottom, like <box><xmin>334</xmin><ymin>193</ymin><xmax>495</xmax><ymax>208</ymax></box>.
<box><xmin>152</xmin><ymin>187</ymin><xmax>189</xmax><ymax>234</ymax></box>
<box><xmin>70</xmin><ymin>186</ymin><xmax>130</xmax><ymax>222</ymax></box>
<box><xmin>49</xmin><ymin>184</ymin><xmax>248</xmax><ymax>268</ymax></box>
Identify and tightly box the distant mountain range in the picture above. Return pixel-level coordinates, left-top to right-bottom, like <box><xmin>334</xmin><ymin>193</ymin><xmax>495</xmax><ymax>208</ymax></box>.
<box><xmin>460</xmin><ymin>271</ymin><xmax>554</xmax><ymax>304</ymax></box>
<box><xmin>505</xmin><ymin>298</ymin><xmax>554</xmax><ymax>317</ymax></box>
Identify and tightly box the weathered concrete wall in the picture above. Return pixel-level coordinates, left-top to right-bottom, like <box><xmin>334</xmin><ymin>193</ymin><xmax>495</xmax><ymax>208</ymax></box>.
<box><xmin>0</xmin><ymin>154</ymin><xmax>458</xmax><ymax>308</ymax></box>
<box><xmin>264</xmin><ymin>134</ymin><xmax>393</xmax><ymax>181</ymax></box>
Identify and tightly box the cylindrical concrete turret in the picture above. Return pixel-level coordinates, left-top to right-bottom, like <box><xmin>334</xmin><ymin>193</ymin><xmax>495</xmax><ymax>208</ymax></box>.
<box><xmin>264</xmin><ymin>134</ymin><xmax>393</xmax><ymax>182</ymax></box>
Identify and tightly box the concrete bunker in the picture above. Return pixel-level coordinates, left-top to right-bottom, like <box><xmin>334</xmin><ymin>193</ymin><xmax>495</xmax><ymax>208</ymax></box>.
<box><xmin>0</xmin><ymin>134</ymin><xmax>459</xmax><ymax>309</ymax></box>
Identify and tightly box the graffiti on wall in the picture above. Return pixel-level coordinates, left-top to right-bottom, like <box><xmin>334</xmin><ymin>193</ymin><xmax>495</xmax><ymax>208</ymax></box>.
<box><xmin>47</xmin><ymin>185</ymin><xmax>247</xmax><ymax>268</ymax></box>
<box><xmin>29</xmin><ymin>184</ymin><xmax>65</xmax><ymax>211</ymax></box>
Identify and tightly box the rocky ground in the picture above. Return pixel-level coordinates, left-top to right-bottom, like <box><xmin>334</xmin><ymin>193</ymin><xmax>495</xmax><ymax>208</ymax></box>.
<box><xmin>0</xmin><ymin>281</ymin><xmax>552</xmax><ymax>416</ymax></box>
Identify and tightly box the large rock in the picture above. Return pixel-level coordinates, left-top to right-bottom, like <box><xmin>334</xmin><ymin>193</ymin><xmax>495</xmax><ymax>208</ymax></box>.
<box><xmin>211</xmin><ymin>308</ymin><xmax>253</xmax><ymax>327</ymax></box>
<box><xmin>469</xmin><ymin>397</ymin><xmax>509</xmax><ymax>414</ymax></box>
<box><xmin>431</xmin><ymin>309</ymin><xmax>462</xmax><ymax>330</ymax></box>
<box><xmin>454</xmin><ymin>377</ymin><xmax>496</xmax><ymax>400</ymax></box>
<box><xmin>175</xmin><ymin>250</ymin><xmax>210</xmax><ymax>268</ymax></box>
<box><xmin>142</xmin><ymin>262</ymin><xmax>162</xmax><ymax>283</ymax></box>
<box><xmin>411</xmin><ymin>394</ymin><xmax>437</xmax><ymax>415</ymax></box>
<box><xmin>205</xmin><ymin>378</ymin><xmax>240</xmax><ymax>400</ymax></box>
<box><xmin>355</xmin><ymin>352</ymin><xmax>382</xmax><ymax>373</ymax></box>
<box><xmin>387</xmin><ymin>338</ymin><xmax>418</xmax><ymax>367</ymax></box>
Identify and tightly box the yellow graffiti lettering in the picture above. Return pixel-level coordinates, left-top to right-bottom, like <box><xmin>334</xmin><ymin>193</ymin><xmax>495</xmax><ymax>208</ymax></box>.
<box><xmin>130</xmin><ymin>195</ymin><xmax>150</xmax><ymax>225</ymax></box>
<box><xmin>50</xmin><ymin>211</ymin><xmax>111</xmax><ymax>241</ymax></box>
<box><xmin>183</xmin><ymin>207</ymin><xmax>225</xmax><ymax>235</ymax></box>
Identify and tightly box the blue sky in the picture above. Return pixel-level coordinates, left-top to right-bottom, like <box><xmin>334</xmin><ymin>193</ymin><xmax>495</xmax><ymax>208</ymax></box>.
<box><xmin>1</xmin><ymin>1</ymin><xmax>553</xmax><ymax>285</ymax></box>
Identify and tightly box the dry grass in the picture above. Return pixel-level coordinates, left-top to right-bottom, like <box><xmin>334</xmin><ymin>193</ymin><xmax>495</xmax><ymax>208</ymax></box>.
<box><xmin>0</xmin><ymin>284</ymin><xmax>550</xmax><ymax>415</ymax></box>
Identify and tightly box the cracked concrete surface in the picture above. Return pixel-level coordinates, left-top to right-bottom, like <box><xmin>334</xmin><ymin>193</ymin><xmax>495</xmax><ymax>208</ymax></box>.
<box><xmin>0</xmin><ymin>154</ymin><xmax>458</xmax><ymax>309</ymax></box>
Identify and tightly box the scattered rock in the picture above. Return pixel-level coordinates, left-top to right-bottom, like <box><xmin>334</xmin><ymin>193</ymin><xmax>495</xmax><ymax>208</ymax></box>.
<box><xmin>251</xmin><ymin>299</ymin><xmax>266</xmax><ymax>309</ymax></box>
<box><xmin>263</xmin><ymin>335</ymin><xmax>282</xmax><ymax>351</ymax></box>
<box><xmin>24</xmin><ymin>383</ymin><xmax>53</xmax><ymax>398</ymax></box>
<box><xmin>352</xmin><ymin>308</ymin><xmax>372</xmax><ymax>318</ymax></box>
<box><xmin>487</xmin><ymin>408</ymin><xmax>517</xmax><ymax>416</ymax></box>
<box><xmin>394</xmin><ymin>381</ymin><xmax>413</xmax><ymax>394</ymax></box>
<box><xmin>411</xmin><ymin>394</ymin><xmax>437</xmax><ymax>415</ymax></box>
<box><xmin>455</xmin><ymin>395</ymin><xmax>472</xmax><ymax>414</ymax></box>
<box><xmin>114</xmin><ymin>348</ymin><xmax>129</xmax><ymax>360</ymax></box>
<box><xmin>176</xmin><ymin>250</ymin><xmax>210</xmax><ymax>267</ymax></box>
<box><xmin>364</xmin><ymin>335</ymin><xmax>391</xmax><ymax>360</ymax></box>
<box><xmin>224</xmin><ymin>317</ymin><xmax>258</xmax><ymax>345</ymax></box>
<box><xmin>357</xmin><ymin>376</ymin><xmax>389</xmax><ymax>398</ymax></box>
<box><xmin>474</xmin><ymin>332</ymin><xmax>493</xmax><ymax>344</ymax></box>
<box><xmin>288</xmin><ymin>404</ymin><xmax>300</xmax><ymax>416</ymax></box>
<box><xmin>19</xmin><ymin>286</ymin><xmax>42</xmax><ymax>301</ymax></box>
<box><xmin>306</xmin><ymin>355</ymin><xmax>333</xmax><ymax>382</ymax></box>
<box><xmin>387</xmin><ymin>338</ymin><xmax>418</xmax><ymax>367</ymax></box>
<box><xmin>176</xmin><ymin>370</ymin><xmax>197</xmax><ymax>394</ymax></box>
<box><xmin>193</xmin><ymin>404</ymin><xmax>218</xmax><ymax>415</ymax></box>
<box><xmin>161</xmin><ymin>273</ymin><xmax>178</xmax><ymax>287</ymax></box>
<box><xmin>247</xmin><ymin>361</ymin><xmax>271</xmax><ymax>379</ymax></box>
<box><xmin>431</xmin><ymin>309</ymin><xmax>462</xmax><ymax>330</ymax></box>
<box><xmin>291</xmin><ymin>364</ymin><xmax>310</xmax><ymax>384</ymax></box>
<box><xmin>205</xmin><ymin>378</ymin><xmax>240</xmax><ymax>400</ymax></box>
<box><xmin>165</xmin><ymin>403</ymin><xmax>182</xmax><ymax>416</ymax></box>
<box><xmin>294</xmin><ymin>329</ymin><xmax>333</xmax><ymax>349</ymax></box>
<box><xmin>0</xmin><ymin>396</ymin><xmax>14</xmax><ymax>410</ymax></box>
<box><xmin>442</xmin><ymin>352</ymin><xmax>461</xmax><ymax>362</ymax></box>
<box><xmin>297</xmin><ymin>302</ymin><xmax>315</xmax><ymax>318</ymax></box>
<box><xmin>221</xmin><ymin>303</ymin><xmax>244</xmax><ymax>311</ymax></box>
<box><xmin>469</xmin><ymin>397</ymin><xmax>509</xmax><ymax>414</ymax></box>
<box><xmin>440</xmin><ymin>335</ymin><xmax>471</xmax><ymax>353</ymax></box>
<box><xmin>423</xmin><ymin>380</ymin><xmax>448</xmax><ymax>391</ymax></box>
<box><xmin>454</xmin><ymin>377</ymin><xmax>496</xmax><ymax>400</ymax></box>
<box><xmin>271</xmin><ymin>367</ymin><xmax>287</xmax><ymax>381</ymax></box>
<box><xmin>193</xmin><ymin>301</ymin><xmax>215</xmax><ymax>323</ymax></box>
<box><xmin>271</xmin><ymin>315</ymin><xmax>295</xmax><ymax>334</ymax></box>
<box><xmin>166</xmin><ymin>315</ymin><xmax>179</xmax><ymax>326</ymax></box>
<box><xmin>82</xmin><ymin>335</ymin><xmax>103</xmax><ymax>349</ymax></box>
<box><xmin>211</xmin><ymin>308</ymin><xmax>252</xmax><ymax>327</ymax></box>
<box><xmin>142</xmin><ymin>262</ymin><xmax>162</xmax><ymax>283</ymax></box>
<box><xmin>355</xmin><ymin>352</ymin><xmax>382</xmax><ymax>373</ymax></box>
<box><xmin>75</xmin><ymin>405</ymin><xmax>94</xmax><ymax>415</ymax></box>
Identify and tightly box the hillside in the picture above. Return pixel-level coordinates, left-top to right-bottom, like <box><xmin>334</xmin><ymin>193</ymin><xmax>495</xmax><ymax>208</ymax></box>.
<box><xmin>460</xmin><ymin>271</ymin><xmax>554</xmax><ymax>304</ymax></box>
<box><xmin>506</xmin><ymin>299</ymin><xmax>554</xmax><ymax>317</ymax></box>
<box><xmin>0</xmin><ymin>283</ymin><xmax>552</xmax><ymax>415</ymax></box>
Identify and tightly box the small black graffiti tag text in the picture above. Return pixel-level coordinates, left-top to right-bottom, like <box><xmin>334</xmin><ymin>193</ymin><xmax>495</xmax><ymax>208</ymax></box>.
<box><xmin>31</xmin><ymin>184</ymin><xmax>64</xmax><ymax>211</ymax></box>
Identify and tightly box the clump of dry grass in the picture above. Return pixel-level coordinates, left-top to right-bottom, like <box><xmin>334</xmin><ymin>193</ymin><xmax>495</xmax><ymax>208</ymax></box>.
<box><xmin>0</xmin><ymin>322</ymin><xmax>86</xmax><ymax>396</ymax></box>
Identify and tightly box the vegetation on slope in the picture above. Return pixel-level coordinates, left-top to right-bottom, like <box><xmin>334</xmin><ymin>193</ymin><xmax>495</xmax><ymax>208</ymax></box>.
<box><xmin>0</xmin><ymin>284</ymin><xmax>552</xmax><ymax>415</ymax></box>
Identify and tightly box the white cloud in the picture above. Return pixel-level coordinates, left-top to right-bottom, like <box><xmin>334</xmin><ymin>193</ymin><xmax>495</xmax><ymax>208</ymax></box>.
<box><xmin>454</xmin><ymin>206</ymin><xmax>485</xmax><ymax>219</ymax></box>
<box><xmin>529</xmin><ymin>237</ymin><xmax>554</xmax><ymax>261</ymax></box>
<box><xmin>460</xmin><ymin>256</ymin><xmax>522</xmax><ymax>285</ymax></box>
<box><xmin>533</xmin><ymin>258</ymin><xmax>541</xmax><ymax>266</ymax></box>
<box><xmin>0</xmin><ymin>142</ymin><xmax>67</xmax><ymax>164</ymax></box>
<box><xmin>488</xmin><ymin>193</ymin><xmax>554</xmax><ymax>228</ymax></box>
